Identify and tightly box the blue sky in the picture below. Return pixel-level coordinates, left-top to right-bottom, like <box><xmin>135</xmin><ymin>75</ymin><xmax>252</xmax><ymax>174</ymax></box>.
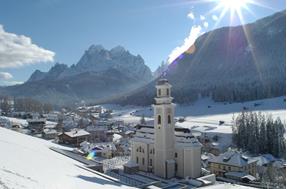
<box><xmin>0</xmin><ymin>0</ymin><xmax>285</xmax><ymax>85</ymax></box>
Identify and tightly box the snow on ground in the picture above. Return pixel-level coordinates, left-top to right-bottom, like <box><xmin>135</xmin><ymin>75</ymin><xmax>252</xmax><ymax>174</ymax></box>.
<box><xmin>201</xmin><ymin>183</ymin><xmax>255</xmax><ymax>188</ymax></box>
<box><xmin>106</xmin><ymin>96</ymin><xmax>286</xmax><ymax>151</ymax></box>
<box><xmin>0</xmin><ymin>127</ymin><xmax>133</xmax><ymax>189</ymax></box>
<box><xmin>0</xmin><ymin>116</ymin><xmax>57</xmax><ymax>128</ymax></box>
<box><xmin>101</xmin><ymin>156</ymin><xmax>130</xmax><ymax>172</ymax></box>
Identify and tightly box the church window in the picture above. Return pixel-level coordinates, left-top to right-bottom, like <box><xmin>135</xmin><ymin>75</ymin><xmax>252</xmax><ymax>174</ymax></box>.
<box><xmin>158</xmin><ymin>115</ymin><xmax>161</xmax><ymax>124</ymax></box>
<box><xmin>158</xmin><ymin>89</ymin><xmax>161</xmax><ymax>96</ymax></box>
<box><xmin>167</xmin><ymin>88</ymin><xmax>169</xmax><ymax>96</ymax></box>
<box><xmin>136</xmin><ymin>157</ymin><xmax>139</xmax><ymax>164</ymax></box>
<box><xmin>175</xmin><ymin>153</ymin><xmax>178</xmax><ymax>158</ymax></box>
<box><xmin>139</xmin><ymin>146</ymin><xmax>142</xmax><ymax>152</ymax></box>
<box><xmin>168</xmin><ymin>115</ymin><xmax>171</xmax><ymax>124</ymax></box>
<box><xmin>150</xmin><ymin>149</ymin><xmax>152</xmax><ymax>154</ymax></box>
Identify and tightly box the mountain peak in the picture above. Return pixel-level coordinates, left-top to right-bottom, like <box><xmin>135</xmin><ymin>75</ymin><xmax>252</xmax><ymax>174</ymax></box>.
<box><xmin>110</xmin><ymin>45</ymin><xmax>126</xmax><ymax>54</ymax></box>
<box><xmin>88</xmin><ymin>44</ymin><xmax>105</xmax><ymax>53</ymax></box>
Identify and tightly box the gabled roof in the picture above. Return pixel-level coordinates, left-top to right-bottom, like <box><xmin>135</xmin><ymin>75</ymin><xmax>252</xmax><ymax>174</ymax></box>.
<box><xmin>61</xmin><ymin>129</ymin><xmax>90</xmax><ymax>138</ymax></box>
<box><xmin>209</xmin><ymin>151</ymin><xmax>257</xmax><ymax>167</ymax></box>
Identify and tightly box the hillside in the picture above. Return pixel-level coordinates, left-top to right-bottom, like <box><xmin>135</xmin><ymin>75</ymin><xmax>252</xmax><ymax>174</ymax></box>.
<box><xmin>114</xmin><ymin>10</ymin><xmax>286</xmax><ymax>106</ymax></box>
<box><xmin>0</xmin><ymin>127</ymin><xmax>133</xmax><ymax>189</ymax></box>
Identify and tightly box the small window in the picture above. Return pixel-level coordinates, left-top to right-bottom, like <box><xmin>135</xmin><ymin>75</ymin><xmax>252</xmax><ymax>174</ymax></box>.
<box><xmin>136</xmin><ymin>157</ymin><xmax>139</xmax><ymax>164</ymax></box>
<box><xmin>142</xmin><ymin>158</ymin><xmax>145</xmax><ymax>165</ymax></box>
<box><xmin>175</xmin><ymin>153</ymin><xmax>178</xmax><ymax>158</ymax></box>
<box><xmin>153</xmin><ymin>149</ymin><xmax>155</xmax><ymax>154</ymax></box>
<box><xmin>168</xmin><ymin>115</ymin><xmax>171</xmax><ymax>124</ymax></box>
<box><xmin>139</xmin><ymin>146</ymin><xmax>141</xmax><ymax>152</ymax></box>
<box><xmin>150</xmin><ymin>149</ymin><xmax>152</xmax><ymax>154</ymax></box>
<box><xmin>158</xmin><ymin>115</ymin><xmax>161</xmax><ymax>124</ymax></box>
<box><xmin>158</xmin><ymin>89</ymin><xmax>161</xmax><ymax>96</ymax></box>
<box><xmin>149</xmin><ymin>159</ymin><xmax>152</xmax><ymax>166</ymax></box>
<box><xmin>167</xmin><ymin>88</ymin><xmax>169</xmax><ymax>96</ymax></box>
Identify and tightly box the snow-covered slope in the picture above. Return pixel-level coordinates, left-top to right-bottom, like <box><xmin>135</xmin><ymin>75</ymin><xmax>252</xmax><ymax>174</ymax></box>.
<box><xmin>0</xmin><ymin>127</ymin><xmax>133</xmax><ymax>189</ymax></box>
<box><xmin>108</xmin><ymin>96</ymin><xmax>285</xmax><ymax>151</ymax></box>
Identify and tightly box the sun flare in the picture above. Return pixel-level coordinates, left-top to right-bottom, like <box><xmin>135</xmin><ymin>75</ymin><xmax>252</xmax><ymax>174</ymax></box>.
<box><xmin>218</xmin><ymin>0</ymin><xmax>250</xmax><ymax>12</ymax></box>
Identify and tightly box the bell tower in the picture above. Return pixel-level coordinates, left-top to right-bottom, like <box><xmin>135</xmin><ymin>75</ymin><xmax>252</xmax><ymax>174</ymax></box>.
<box><xmin>153</xmin><ymin>78</ymin><xmax>176</xmax><ymax>179</ymax></box>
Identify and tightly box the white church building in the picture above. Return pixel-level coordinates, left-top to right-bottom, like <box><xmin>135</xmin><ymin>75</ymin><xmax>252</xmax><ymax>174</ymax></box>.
<box><xmin>128</xmin><ymin>79</ymin><xmax>202</xmax><ymax>179</ymax></box>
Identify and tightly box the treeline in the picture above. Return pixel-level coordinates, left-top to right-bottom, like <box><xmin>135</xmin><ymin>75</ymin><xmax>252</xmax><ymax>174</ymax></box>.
<box><xmin>113</xmin><ymin>77</ymin><xmax>285</xmax><ymax>106</ymax></box>
<box><xmin>232</xmin><ymin>111</ymin><xmax>286</xmax><ymax>158</ymax></box>
<box><xmin>0</xmin><ymin>96</ymin><xmax>53</xmax><ymax>114</ymax></box>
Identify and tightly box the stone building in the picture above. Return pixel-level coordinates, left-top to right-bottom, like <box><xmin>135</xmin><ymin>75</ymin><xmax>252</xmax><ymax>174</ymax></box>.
<box><xmin>208</xmin><ymin>151</ymin><xmax>257</xmax><ymax>177</ymax></box>
<box><xmin>129</xmin><ymin>79</ymin><xmax>202</xmax><ymax>179</ymax></box>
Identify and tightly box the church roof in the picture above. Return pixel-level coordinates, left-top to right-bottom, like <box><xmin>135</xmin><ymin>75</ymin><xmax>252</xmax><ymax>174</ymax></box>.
<box><xmin>156</xmin><ymin>79</ymin><xmax>169</xmax><ymax>86</ymax></box>
<box><xmin>133</xmin><ymin>124</ymin><xmax>202</xmax><ymax>147</ymax></box>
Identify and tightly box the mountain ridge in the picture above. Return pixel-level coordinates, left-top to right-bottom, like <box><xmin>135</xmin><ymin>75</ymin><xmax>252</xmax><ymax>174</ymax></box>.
<box><xmin>110</xmin><ymin>10</ymin><xmax>286</xmax><ymax>106</ymax></box>
<box><xmin>2</xmin><ymin>45</ymin><xmax>153</xmax><ymax>105</ymax></box>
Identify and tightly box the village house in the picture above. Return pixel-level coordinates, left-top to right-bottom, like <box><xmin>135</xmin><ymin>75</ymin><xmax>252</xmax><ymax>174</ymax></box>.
<box><xmin>42</xmin><ymin>128</ymin><xmax>58</xmax><ymax>140</ymax></box>
<box><xmin>208</xmin><ymin>151</ymin><xmax>257</xmax><ymax>177</ymax></box>
<box><xmin>27</xmin><ymin>118</ymin><xmax>46</xmax><ymax>134</ymax></box>
<box><xmin>86</xmin><ymin>125</ymin><xmax>113</xmax><ymax>143</ymax></box>
<box><xmin>58</xmin><ymin>129</ymin><xmax>90</xmax><ymax>146</ymax></box>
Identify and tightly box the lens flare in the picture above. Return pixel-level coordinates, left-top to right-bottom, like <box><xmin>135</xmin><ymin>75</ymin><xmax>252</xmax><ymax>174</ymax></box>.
<box><xmin>86</xmin><ymin>150</ymin><xmax>96</xmax><ymax>160</ymax></box>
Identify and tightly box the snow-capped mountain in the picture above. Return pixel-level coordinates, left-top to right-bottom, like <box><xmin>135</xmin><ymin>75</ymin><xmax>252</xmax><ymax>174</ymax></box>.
<box><xmin>2</xmin><ymin>45</ymin><xmax>152</xmax><ymax>105</ymax></box>
<box><xmin>113</xmin><ymin>10</ymin><xmax>286</xmax><ymax>106</ymax></box>
<box><xmin>58</xmin><ymin>45</ymin><xmax>151</xmax><ymax>82</ymax></box>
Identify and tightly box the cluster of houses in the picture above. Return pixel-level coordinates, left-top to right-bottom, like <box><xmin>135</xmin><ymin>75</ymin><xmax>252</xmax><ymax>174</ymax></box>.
<box><xmin>0</xmin><ymin>80</ymin><xmax>285</xmax><ymax>188</ymax></box>
<box><xmin>0</xmin><ymin>105</ymin><xmax>136</xmax><ymax>160</ymax></box>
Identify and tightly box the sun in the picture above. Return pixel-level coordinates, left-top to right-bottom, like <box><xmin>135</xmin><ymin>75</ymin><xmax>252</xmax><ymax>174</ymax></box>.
<box><xmin>217</xmin><ymin>0</ymin><xmax>250</xmax><ymax>12</ymax></box>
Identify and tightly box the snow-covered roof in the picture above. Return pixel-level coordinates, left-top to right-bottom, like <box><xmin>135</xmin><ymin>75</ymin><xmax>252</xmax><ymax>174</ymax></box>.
<box><xmin>113</xmin><ymin>133</ymin><xmax>122</xmax><ymax>142</ymax></box>
<box><xmin>124</xmin><ymin>160</ymin><xmax>139</xmax><ymax>168</ymax></box>
<box><xmin>133</xmin><ymin>124</ymin><xmax>202</xmax><ymax>147</ymax></box>
<box><xmin>62</xmin><ymin>129</ymin><xmax>90</xmax><ymax>138</ymax></box>
<box><xmin>225</xmin><ymin>172</ymin><xmax>256</xmax><ymax>181</ymax></box>
<box><xmin>209</xmin><ymin>151</ymin><xmax>257</xmax><ymax>167</ymax></box>
<box><xmin>43</xmin><ymin>129</ymin><xmax>58</xmax><ymax>134</ymax></box>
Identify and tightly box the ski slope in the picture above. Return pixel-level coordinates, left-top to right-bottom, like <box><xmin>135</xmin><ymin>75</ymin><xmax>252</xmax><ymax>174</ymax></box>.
<box><xmin>0</xmin><ymin>127</ymin><xmax>133</xmax><ymax>189</ymax></box>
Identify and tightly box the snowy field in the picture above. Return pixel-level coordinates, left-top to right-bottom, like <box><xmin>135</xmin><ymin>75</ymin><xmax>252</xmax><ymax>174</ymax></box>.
<box><xmin>106</xmin><ymin>96</ymin><xmax>286</xmax><ymax>150</ymax></box>
<box><xmin>0</xmin><ymin>127</ymin><xmax>133</xmax><ymax>189</ymax></box>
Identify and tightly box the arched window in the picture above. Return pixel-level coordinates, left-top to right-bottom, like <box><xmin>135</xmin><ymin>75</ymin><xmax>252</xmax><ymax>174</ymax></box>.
<box><xmin>168</xmin><ymin>115</ymin><xmax>171</xmax><ymax>124</ymax></box>
<box><xmin>158</xmin><ymin>89</ymin><xmax>161</xmax><ymax>96</ymax></box>
<box><xmin>167</xmin><ymin>88</ymin><xmax>169</xmax><ymax>96</ymax></box>
<box><xmin>158</xmin><ymin>115</ymin><xmax>161</xmax><ymax>124</ymax></box>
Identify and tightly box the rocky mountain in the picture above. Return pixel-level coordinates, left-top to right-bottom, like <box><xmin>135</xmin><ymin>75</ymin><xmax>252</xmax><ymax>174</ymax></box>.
<box><xmin>113</xmin><ymin>10</ymin><xmax>286</xmax><ymax>106</ymax></box>
<box><xmin>2</xmin><ymin>45</ymin><xmax>152</xmax><ymax>105</ymax></box>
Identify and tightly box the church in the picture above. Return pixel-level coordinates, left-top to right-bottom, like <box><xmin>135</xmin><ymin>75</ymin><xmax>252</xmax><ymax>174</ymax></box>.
<box><xmin>129</xmin><ymin>78</ymin><xmax>202</xmax><ymax>179</ymax></box>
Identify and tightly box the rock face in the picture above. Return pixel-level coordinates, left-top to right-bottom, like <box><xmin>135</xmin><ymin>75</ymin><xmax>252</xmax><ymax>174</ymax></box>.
<box><xmin>2</xmin><ymin>45</ymin><xmax>152</xmax><ymax>105</ymax></box>
<box><xmin>115</xmin><ymin>11</ymin><xmax>286</xmax><ymax>105</ymax></box>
